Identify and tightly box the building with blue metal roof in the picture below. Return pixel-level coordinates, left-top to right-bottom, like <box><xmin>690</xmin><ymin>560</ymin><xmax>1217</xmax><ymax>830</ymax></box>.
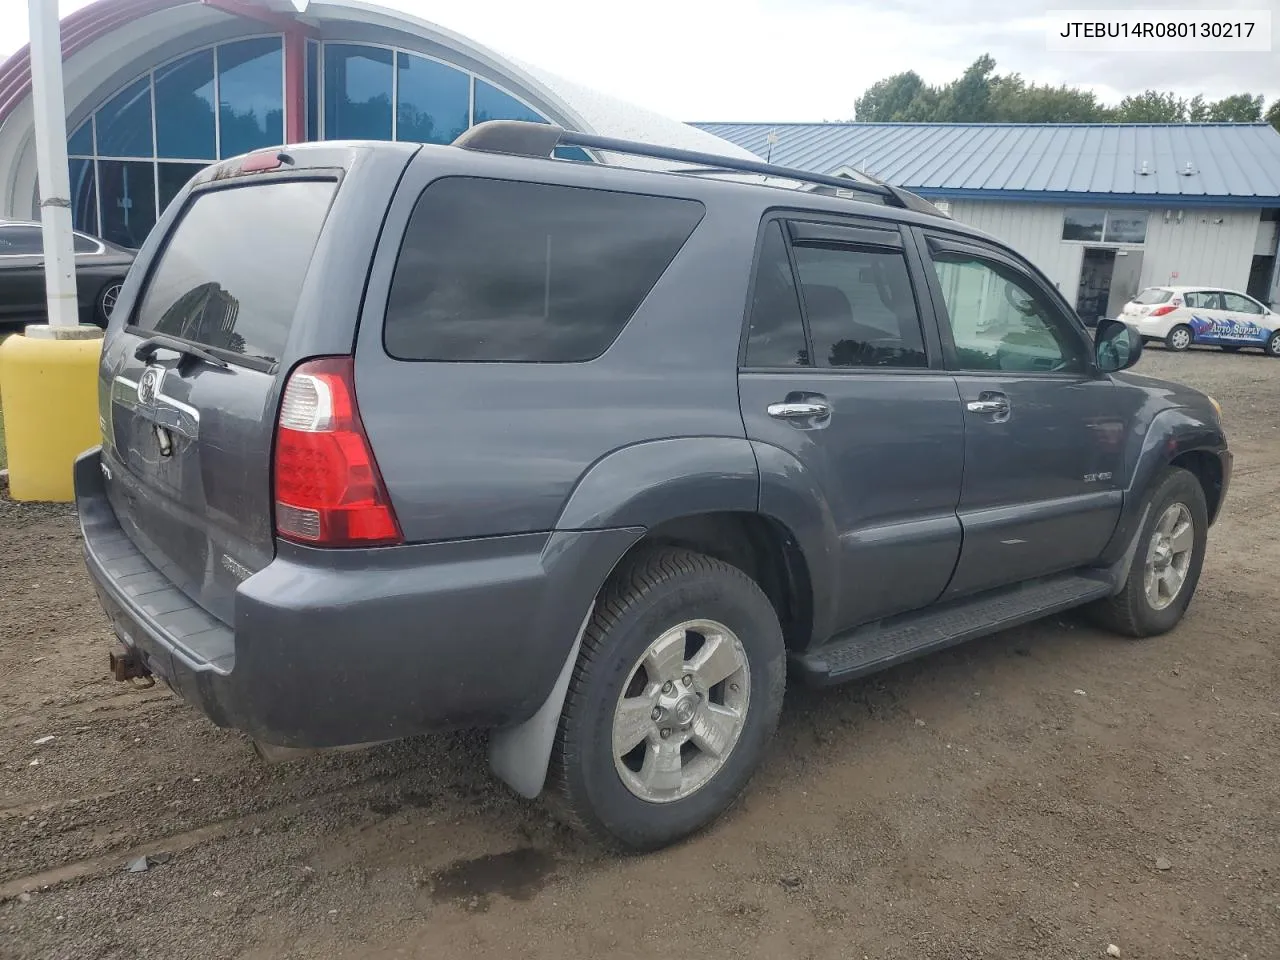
<box><xmin>695</xmin><ymin>122</ymin><xmax>1280</xmax><ymax>320</ymax></box>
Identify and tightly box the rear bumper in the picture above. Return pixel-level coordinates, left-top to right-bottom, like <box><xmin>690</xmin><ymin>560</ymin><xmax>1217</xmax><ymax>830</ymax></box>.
<box><xmin>75</xmin><ymin>448</ymin><xmax>641</xmax><ymax>748</ymax></box>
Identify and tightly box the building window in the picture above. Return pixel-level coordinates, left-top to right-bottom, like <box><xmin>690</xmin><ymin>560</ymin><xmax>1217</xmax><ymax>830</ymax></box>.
<box><xmin>395</xmin><ymin>52</ymin><xmax>469</xmax><ymax>145</ymax></box>
<box><xmin>154</xmin><ymin>50</ymin><xmax>216</xmax><ymax>161</ymax></box>
<box><xmin>1062</xmin><ymin>208</ymin><xmax>1149</xmax><ymax>244</ymax></box>
<box><xmin>95</xmin><ymin>78</ymin><xmax>153</xmax><ymax>159</ymax></box>
<box><xmin>218</xmin><ymin>37</ymin><xmax>284</xmax><ymax>158</ymax></box>
<box><xmin>323</xmin><ymin>43</ymin><xmax>393</xmax><ymax>141</ymax></box>
<box><xmin>306</xmin><ymin>40</ymin><xmax>320</xmax><ymax>142</ymax></box>
<box><xmin>473</xmin><ymin>78</ymin><xmax>544</xmax><ymax>124</ymax></box>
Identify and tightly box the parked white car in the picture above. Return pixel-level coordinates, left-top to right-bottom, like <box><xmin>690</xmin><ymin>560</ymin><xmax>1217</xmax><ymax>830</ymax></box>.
<box><xmin>1119</xmin><ymin>286</ymin><xmax>1280</xmax><ymax>356</ymax></box>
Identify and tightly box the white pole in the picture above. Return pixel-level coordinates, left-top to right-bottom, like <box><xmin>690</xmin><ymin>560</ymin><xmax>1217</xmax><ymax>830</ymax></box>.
<box><xmin>28</xmin><ymin>0</ymin><xmax>79</xmax><ymax>329</ymax></box>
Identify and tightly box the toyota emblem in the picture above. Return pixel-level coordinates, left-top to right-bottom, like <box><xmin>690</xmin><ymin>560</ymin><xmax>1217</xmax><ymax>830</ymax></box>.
<box><xmin>136</xmin><ymin>366</ymin><xmax>164</xmax><ymax>404</ymax></box>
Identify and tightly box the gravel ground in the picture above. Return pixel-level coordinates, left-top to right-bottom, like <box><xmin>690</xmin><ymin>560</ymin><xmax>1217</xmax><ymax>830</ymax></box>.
<box><xmin>1</xmin><ymin>346</ymin><xmax>1278</xmax><ymax>960</ymax></box>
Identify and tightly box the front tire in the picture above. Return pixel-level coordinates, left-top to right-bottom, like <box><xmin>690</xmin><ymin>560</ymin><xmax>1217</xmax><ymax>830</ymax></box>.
<box><xmin>1165</xmin><ymin>325</ymin><xmax>1192</xmax><ymax>351</ymax></box>
<box><xmin>1265</xmin><ymin>331</ymin><xmax>1280</xmax><ymax>358</ymax></box>
<box><xmin>548</xmin><ymin>548</ymin><xmax>785</xmax><ymax>850</ymax></box>
<box><xmin>1089</xmin><ymin>467</ymin><xmax>1207</xmax><ymax>637</ymax></box>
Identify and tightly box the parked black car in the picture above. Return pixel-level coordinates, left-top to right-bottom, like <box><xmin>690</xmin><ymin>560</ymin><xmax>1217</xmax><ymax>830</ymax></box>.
<box><xmin>0</xmin><ymin>219</ymin><xmax>135</xmax><ymax>326</ymax></box>
<box><xmin>77</xmin><ymin>124</ymin><xmax>1229</xmax><ymax>851</ymax></box>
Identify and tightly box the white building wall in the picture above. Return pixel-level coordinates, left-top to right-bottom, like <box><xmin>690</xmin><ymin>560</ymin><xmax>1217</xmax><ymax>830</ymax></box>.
<box><xmin>945</xmin><ymin>198</ymin><xmax>1260</xmax><ymax>299</ymax></box>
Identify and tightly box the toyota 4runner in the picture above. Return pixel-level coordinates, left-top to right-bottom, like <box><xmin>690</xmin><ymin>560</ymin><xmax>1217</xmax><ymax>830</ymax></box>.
<box><xmin>76</xmin><ymin>121</ymin><xmax>1230</xmax><ymax>851</ymax></box>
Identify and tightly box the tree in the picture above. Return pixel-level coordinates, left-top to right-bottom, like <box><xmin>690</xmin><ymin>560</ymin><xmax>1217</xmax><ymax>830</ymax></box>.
<box><xmin>989</xmin><ymin>74</ymin><xmax>1106</xmax><ymax>123</ymax></box>
<box><xmin>1205</xmin><ymin>93</ymin><xmax>1264</xmax><ymax>122</ymax></box>
<box><xmin>1108</xmin><ymin>90</ymin><xmax>1187</xmax><ymax>123</ymax></box>
<box><xmin>1268</xmin><ymin>99</ymin><xmax>1280</xmax><ymax>133</ymax></box>
<box><xmin>933</xmin><ymin>54</ymin><xmax>996</xmax><ymax>122</ymax></box>
<box><xmin>854</xmin><ymin>71</ymin><xmax>927</xmax><ymax>122</ymax></box>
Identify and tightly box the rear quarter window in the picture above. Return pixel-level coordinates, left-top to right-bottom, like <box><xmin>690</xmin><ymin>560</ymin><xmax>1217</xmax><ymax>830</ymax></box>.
<box><xmin>383</xmin><ymin>177</ymin><xmax>704</xmax><ymax>362</ymax></box>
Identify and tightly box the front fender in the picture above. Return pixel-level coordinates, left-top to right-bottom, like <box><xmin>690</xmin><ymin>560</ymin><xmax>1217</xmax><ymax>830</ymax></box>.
<box><xmin>1098</xmin><ymin>405</ymin><xmax>1228</xmax><ymax>565</ymax></box>
<box><xmin>554</xmin><ymin>437</ymin><xmax>759</xmax><ymax>530</ymax></box>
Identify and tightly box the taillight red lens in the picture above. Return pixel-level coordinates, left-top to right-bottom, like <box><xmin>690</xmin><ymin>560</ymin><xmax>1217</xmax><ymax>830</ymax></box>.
<box><xmin>1149</xmin><ymin>305</ymin><xmax>1177</xmax><ymax>317</ymax></box>
<box><xmin>273</xmin><ymin>357</ymin><xmax>402</xmax><ymax>547</ymax></box>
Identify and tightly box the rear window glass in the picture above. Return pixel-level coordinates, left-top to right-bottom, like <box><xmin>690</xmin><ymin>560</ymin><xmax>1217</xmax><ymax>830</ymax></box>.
<box><xmin>132</xmin><ymin>179</ymin><xmax>336</xmax><ymax>365</ymax></box>
<box><xmin>1133</xmin><ymin>287</ymin><xmax>1173</xmax><ymax>304</ymax></box>
<box><xmin>384</xmin><ymin>178</ymin><xmax>704</xmax><ymax>362</ymax></box>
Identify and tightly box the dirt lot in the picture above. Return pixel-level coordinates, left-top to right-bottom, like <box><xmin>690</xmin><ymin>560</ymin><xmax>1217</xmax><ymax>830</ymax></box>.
<box><xmin>2</xmin><ymin>347</ymin><xmax>1278</xmax><ymax>960</ymax></box>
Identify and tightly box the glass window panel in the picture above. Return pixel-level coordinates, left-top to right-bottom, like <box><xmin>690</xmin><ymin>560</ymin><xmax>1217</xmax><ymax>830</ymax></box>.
<box><xmin>473</xmin><ymin>79</ymin><xmax>545</xmax><ymax>124</ymax></box>
<box><xmin>1103</xmin><ymin>211</ymin><xmax>1148</xmax><ymax>244</ymax></box>
<box><xmin>73</xmin><ymin>233</ymin><xmax>102</xmax><ymax>253</ymax></box>
<box><xmin>0</xmin><ymin>226</ymin><xmax>43</xmax><ymax>254</ymax></box>
<box><xmin>931</xmin><ymin>253</ymin><xmax>1086</xmax><ymax>373</ymax></box>
<box><xmin>793</xmin><ymin>245</ymin><xmax>927</xmax><ymax>369</ymax></box>
<box><xmin>218</xmin><ymin>37</ymin><xmax>284</xmax><ymax>158</ymax></box>
<box><xmin>744</xmin><ymin>221</ymin><xmax>808</xmax><ymax>367</ymax></box>
<box><xmin>395</xmin><ymin>52</ymin><xmax>469</xmax><ymax>145</ymax></box>
<box><xmin>155</xmin><ymin>50</ymin><xmax>216</xmax><ymax>160</ymax></box>
<box><xmin>1062</xmin><ymin>208</ymin><xmax>1105</xmax><ymax>242</ymax></box>
<box><xmin>158</xmin><ymin>162</ymin><xmax>207</xmax><ymax>215</ymax></box>
<box><xmin>323</xmin><ymin>44</ymin><xmax>392</xmax><ymax>141</ymax></box>
<box><xmin>553</xmin><ymin>146</ymin><xmax>593</xmax><ymax>162</ymax></box>
<box><xmin>95</xmin><ymin>77</ymin><xmax>153</xmax><ymax>158</ymax></box>
<box><xmin>67</xmin><ymin>119</ymin><xmax>94</xmax><ymax>157</ymax></box>
<box><xmin>385</xmin><ymin>178</ymin><xmax>704</xmax><ymax>362</ymax></box>
<box><xmin>306</xmin><ymin>40</ymin><xmax>319</xmax><ymax>141</ymax></box>
<box><xmin>1222</xmin><ymin>293</ymin><xmax>1264</xmax><ymax>315</ymax></box>
<box><xmin>97</xmin><ymin>159</ymin><xmax>156</xmax><ymax>249</ymax></box>
<box><xmin>68</xmin><ymin>158</ymin><xmax>99</xmax><ymax>236</ymax></box>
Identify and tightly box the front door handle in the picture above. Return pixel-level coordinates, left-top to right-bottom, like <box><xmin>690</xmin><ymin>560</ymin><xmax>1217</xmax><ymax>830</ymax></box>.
<box><xmin>966</xmin><ymin>392</ymin><xmax>1011</xmax><ymax>420</ymax></box>
<box><xmin>768</xmin><ymin>400</ymin><xmax>831</xmax><ymax>421</ymax></box>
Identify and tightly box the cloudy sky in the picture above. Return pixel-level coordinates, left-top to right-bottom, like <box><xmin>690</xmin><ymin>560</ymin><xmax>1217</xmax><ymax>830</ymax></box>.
<box><xmin>0</xmin><ymin>0</ymin><xmax>1276</xmax><ymax>122</ymax></box>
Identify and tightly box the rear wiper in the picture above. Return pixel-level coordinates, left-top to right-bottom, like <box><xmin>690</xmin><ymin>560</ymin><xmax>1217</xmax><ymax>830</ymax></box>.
<box><xmin>134</xmin><ymin>334</ymin><xmax>229</xmax><ymax>369</ymax></box>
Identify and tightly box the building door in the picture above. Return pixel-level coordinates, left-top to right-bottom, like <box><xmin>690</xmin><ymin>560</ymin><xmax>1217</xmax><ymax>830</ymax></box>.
<box><xmin>1106</xmin><ymin>249</ymin><xmax>1144</xmax><ymax>318</ymax></box>
<box><xmin>1248</xmin><ymin>255</ymin><xmax>1275</xmax><ymax>305</ymax></box>
<box><xmin>1075</xmin><ymin>247</ymin><xmax>1115</xmax><ymax>326</ymax></box>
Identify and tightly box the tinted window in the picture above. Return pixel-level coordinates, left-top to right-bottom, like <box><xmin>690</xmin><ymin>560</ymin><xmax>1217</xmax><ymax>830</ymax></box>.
<box><xmin>1183</xmin><ymin>291</ymin><xmax>1221</xmax><ymax>309</ymax></box>
<box><xmin>155</xmin><ymin>50</ymin><xmax>216</xmax><ymax>160</ymax></box>
<box><xmin>68</xmin><ymin>119</ymin><xmax>94</xmax><ymax>157</ymax></box>
<box><xmin>218</xmin><ymin>38</ymin><xmax>284</xmax><ymax>158</ymax></box>
<box><xmin>1223</xmin><ymin>293</ymin><xmax>1263</xmax><ymax>315</ymax></box>
<box><xmin>1134</xmin><ymin>287</ymin><xmax>1172</xmax><ymax>304</ymax></box>
<box><xmin>1062</xmin><ymin>209</ymin><xmax>1104</xmax><ymax>242</ymax></box>
<box><xmin>73</xmin><ymin>233</ymin><xmax>101</xmax><ymax>253</ymax></box>
<box><xmin>69</xmin><ymin>158</ymin><xmax>98</xmax><ymax>236</ymax></box>
<box><xmin>931</xmin><ymin>253</ymin><xmax>1087</xmax><ymax>373</ymax></box>
<box><xmin>98</xmin><ymin>160</ymin><xmax>156</xmax><ymax>248</ymax></box>
<box><xmin>133</xmin><ymin>180</ymin><xmax>336</xmax><ymax>365</ymax></box>
<box><xmin>396</xmin><ymin>53</ymin><xmax>470</xmax><ymax>145</ymax></box>
<box><xmin>473</xmin><ymin>80</ymin><xmax>544</xmax><ymax>124</ymax></box>
<box><xmin>793</xmin><ymin>244</ymin><xmax>927</xmax><ymax>368</ymax></box>
<box><xmin>0</xmin><ymin>227</ymin><xmax>42</xmax><ymax>255</ymax></box>
<box><xmin>324</xmin><ymin>44</ymin><xmax>393</xmax><ymax>141</ymax></box>
<box><xmin>744</xmin><ymin>222</ymin><xmax>807</xmax><ymax>367</ymax></box>
<box><xmin>96</xmin><ymin>77</ymin><xmax>153</xmax><ymax>158</ymax></box>
<box><xmin>1104</xmin><ymin>211</ymin><xmax>1148</xmax><ymax>244</ymax></box>
<box><xmin>158</xmin><ymin>162</ymin><xmax>206</xmax><ymax>214</ymax></box>
<box><xmin>385</xmin><ymin>179</ymin><xmax>703</xmax><ymax>362</ymax></box>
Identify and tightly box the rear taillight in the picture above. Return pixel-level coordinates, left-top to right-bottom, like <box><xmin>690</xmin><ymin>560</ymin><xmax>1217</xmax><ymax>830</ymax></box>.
<box><xmin>273</xmin><ymin>357</ymin><xmax>402</xmax><ymax>547</ymax></box>
<box><xmin>1149</xmin><ymin>305</ymin><xmax>1178</xmax><ymax>317</ymax></box>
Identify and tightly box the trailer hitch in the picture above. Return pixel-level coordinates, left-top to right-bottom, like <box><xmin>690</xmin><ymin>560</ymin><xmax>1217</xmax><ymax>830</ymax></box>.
<box><xmin>109</xmin><ymin>649</ymin><xmax>155</xmax><ymax>688</ymax></box>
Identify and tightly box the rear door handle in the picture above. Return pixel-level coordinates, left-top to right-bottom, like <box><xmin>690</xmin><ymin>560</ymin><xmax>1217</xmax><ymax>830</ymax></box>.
<box><xmin>966</xmin><ymin>392</ymin><xmax>1011</xmax><ymax>420</ymax></box>
<box><xmin>768</xmin><ymin>400</ymin><xmax>831</xmax><ymax>421</ymax></box>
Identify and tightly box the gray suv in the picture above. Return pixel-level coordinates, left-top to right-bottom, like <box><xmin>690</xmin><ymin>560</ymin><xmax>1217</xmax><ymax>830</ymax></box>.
<box><xmin>76</xmin><ymin>122</ymin><xmax>1231</xmax><ymax>851</ymax></box>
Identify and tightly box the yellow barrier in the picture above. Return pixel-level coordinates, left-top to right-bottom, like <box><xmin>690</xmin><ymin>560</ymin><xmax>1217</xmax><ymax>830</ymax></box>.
<box><xmin>0</xmin><ymin>329</ymin><xmax>104</xmax><ymax>502</ymax></box>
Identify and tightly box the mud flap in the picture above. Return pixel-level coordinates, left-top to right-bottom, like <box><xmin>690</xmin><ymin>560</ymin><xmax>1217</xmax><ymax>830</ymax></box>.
<box><xmin>487</xmin><ymin>610</ymin><xmax>593</xmax><ymax>799</ymax></box>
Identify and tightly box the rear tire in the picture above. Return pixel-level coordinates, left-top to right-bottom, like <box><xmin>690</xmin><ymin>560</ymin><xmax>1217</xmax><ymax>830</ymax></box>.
<box><xmin>548</xmin><ymin>548</ymin><xmax>785</xmax><ymax>851</ymax></box>
<box><xmin>1265</xmin><ymin>331</ymin><xmax>1280</xmax><ymax>358</ymax></box>
<box><xmin>1088</xmin><ymin>467</ymin><xmax>1207</xmax><ymax>638</ymax></box>
<box><xmin>96</xmin><ymin>279</ymin><xmax>124</xmax><ymax>326</ymax></box>
<box><xmin>1165</xmin><ymin>325</ymin><xmax>1192</xmax><ymax>352</ymax></box>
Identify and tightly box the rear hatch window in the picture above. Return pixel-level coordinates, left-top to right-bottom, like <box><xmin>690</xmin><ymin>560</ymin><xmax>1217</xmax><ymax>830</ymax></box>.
<box><xmin>131</xmin><ymin>179</ymin><xmax>337</xmax><ymax>368</ymax></box>
<box><xmin>1133</xmin><ymin>287</ymin><xmax>1173</xmax><ymax>305</ymax></box>
<box><xmin>383</xmin><ymin>177</ymin><xmax>704</xmax><ymax>362</ymax></box>
<box><xmin>103</xmin><ymin>177</ymin><xmax>337</xmax><ymax>624</ymax></box>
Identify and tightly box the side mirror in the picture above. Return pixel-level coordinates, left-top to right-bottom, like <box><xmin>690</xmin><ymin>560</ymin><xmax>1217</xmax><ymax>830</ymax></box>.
<box><xmin>1095</xmin><ymin>318</ymin><xmax>1143</xmax><ymax>373</ymax></box>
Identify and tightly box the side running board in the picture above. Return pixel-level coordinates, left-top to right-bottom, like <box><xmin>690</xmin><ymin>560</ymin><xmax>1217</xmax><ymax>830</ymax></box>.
<box><xmin>792</xmin><ymin>572</ymin><xmax>1114</xmax><ymax>686</ymax></box>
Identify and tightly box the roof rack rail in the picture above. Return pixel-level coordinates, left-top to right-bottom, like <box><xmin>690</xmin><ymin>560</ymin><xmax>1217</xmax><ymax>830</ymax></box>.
<box><xmin>452</xmin><ymin>120</ymin><xmax>944</xmax><ymax>217</ymax></box>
